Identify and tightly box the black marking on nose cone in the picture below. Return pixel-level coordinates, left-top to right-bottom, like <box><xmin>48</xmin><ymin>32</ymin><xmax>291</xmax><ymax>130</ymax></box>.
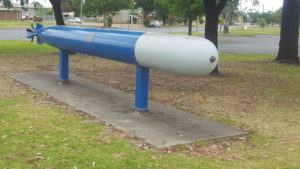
<box><xmin>210</xmin><ymin>56</ymin><xmax>216</xmax><ymax>63</ymax></box>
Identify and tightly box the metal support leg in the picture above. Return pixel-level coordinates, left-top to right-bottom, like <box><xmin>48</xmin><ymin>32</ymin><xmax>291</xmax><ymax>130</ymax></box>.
<box><xmin>135</xmin><ymin>66</ymin><xmax>149</xmax><ymax>111</ymax></box>
<box><xmin>59</xmin><ymin>49</ymin><xmax>69</xmax><ymax>82</ymax></box>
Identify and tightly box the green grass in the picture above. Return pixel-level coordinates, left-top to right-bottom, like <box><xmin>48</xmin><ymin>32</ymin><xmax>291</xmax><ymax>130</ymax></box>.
<box><xmin>170</xmin><ymin>31</ymin><xmax>204</xmax><ymax>36</ymax></box>
<box><xmin>195</xmin><ymin>141</ymin><xmax>209</xmax><ymax>147</ymax></box>
<box><xmin>220</xmin><ymin>26</ymin><xmax>281</xmax><ymax>36</ymax></box>
<box><xmin>0</xmin><ymin>21</ymin><xmax>54</xmax><ymax>29</ymax></box>
<box><xmin>0</xmin><ymin>40</ymin><xmax>299</xmax><ymax>168</ymax></box>
<box><xmin>226</xmin><ymin>28</ymin><xmax>280</xmax><ymax>36</ymax></box>
<box><xmin>220</xmin><ymin>53</ymin><xmax>275</xmax><ymax>61</ymax></box>
<box><xmin>173</xmin><ymin>26</ymin><xmax>283</xmax><ymax>36</ymax></box>
<box><xmin>0</xmin><ymin>40</ymin><xmax>57</xmax><ymax>56</ymax></box>
<box><xmin>0</xmin><ymin>97</ymin><xmax>214</xmax><ymax>168</ymax></box>
<box><xmin>216</xmin><ymin>117</ymin><xmax>235</xmax><ymax>125</ymax></box>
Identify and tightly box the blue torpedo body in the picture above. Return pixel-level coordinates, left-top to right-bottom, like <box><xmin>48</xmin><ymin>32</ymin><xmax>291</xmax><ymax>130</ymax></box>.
<box><xmin>27</xmin><ymin>23</ymin><xmax>218</xmax><ymax>76</ymax></box>
<box><xmin>26</xmin><ymin>23</ymin><xmax>218</xmax><ymax>111</ymax></box>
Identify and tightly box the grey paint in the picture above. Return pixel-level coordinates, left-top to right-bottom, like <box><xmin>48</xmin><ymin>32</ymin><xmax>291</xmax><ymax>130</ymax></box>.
<box><xmin>8</xmin><ymin>72</ymin><xmax>245</xmax><ymax>149</ymax></box>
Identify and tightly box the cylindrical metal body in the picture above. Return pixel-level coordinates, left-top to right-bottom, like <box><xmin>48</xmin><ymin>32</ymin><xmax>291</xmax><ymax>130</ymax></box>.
<box><xmin>34</xmin><ymin>25</ymin><xmax>218</xmax><ymax>76</ymax></box>
<box><xmin>38</xmin><ymin>26</ymin><xmax>143</xmax><ymax>64</ymax></box>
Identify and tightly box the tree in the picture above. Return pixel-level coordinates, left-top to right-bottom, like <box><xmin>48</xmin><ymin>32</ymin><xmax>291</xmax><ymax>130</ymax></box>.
<box><xmin>221</xmin><ymin>0</ymin><xmax>239</xmax><ymax>34</ymax></box>
<box><xmin>62</xmin><ymin>0</ymin><xmax>81</xmax><ymax>17</ymax></box>
<box><xmin>61</xmin><ymin>0</ymin><xmax>74</xmax><ymax>13</ymax></box>
<box><xmin>83</xmin><ymin>0</ymin><xmax>103</xmax><ymax>17</ymax></box>
<box><xmin>1</xmin><ymin>0</ymin><xmax>13</xmax><ymax>10</ymax></box>
<box><xmin>261</xmin><ymin>12</ymin><xmax>274</xmax><ymax>26</ymax></box>
<box><xmin>72</xmin><ymin>0</ymin><xmax>82</xmax><ymax>17</ymax></box>
<box><xmin>166</xmin><ymin>0</ymin><xmax>204</xmax><ymax>35</ymax></box>
<box><xmin>154</xmin><ymin>0</ymin><xmax>169</xmax><ymax>25</ymax></box>
<box><xmin>0</xmin><ymin>0</ymin><xmax>29</xmax><ymax>10</ymax></box>
<box><xmin>203</xmin><ymin>0</ymin><xmax>227</xmax><ymax>73</ymax></box>
<box><xmin>203</xmin><ymin>0</ymin><xmax>227</xmax><ymax>48</ymax></box>
<box><xmin>20</xmin><ymin>0</ymin><xmax>29</xmax><ymax>7</ymax></box>
<box><xmin>248</xmin><ymin>11</ymin><xmax>260</xmax><ymax>24</ymax></box>
<box><xmin>32</xmin><ymin>2</ymin><xmax>46</xmax><ymax>17</ymax></box>
<box><xmin>32</xmin><ymin>1</ymin><xmax>43</xmax><ymax>9</ymax></box>
<box><xmin>276</xmin><ymin>0</ymin><xmax>299</xmax><ymax>63</ymax></box>
<box><xmin>134</xmin><ymin>0</ymin><xmax>156</xmax><ymax>27</ymax></box>
<box><xmin>203</xmin><ymin>0</ymin><xmax>259</xmax><ymax>73</ymax></box>
<box><xmin>259</xmin><ymin>18</ymin><xmax>266</xmax><ymax>28</ymax></box>
<box><xmin>274</xmin><ymin>8</ymin><xmax>282</xmax><ymax>25</ymax></box>
<box><xmin>84</xmin><ymin>0</ymin><xmax>131</xmax><ymax>27</ymax></box>
<box><xmin>45</xmin><ymin>8</ymin><xmax>54</xmax><ymax>15</ymax></box>
<box><xmin>49</xmin><ymin>0</ymin><xmax>65</xmax><ymax>25</ymax></box>
<box><xmin>248</xmin><ymin>11</ymin><xmax>280</xmax><ymax>26</ymax></box>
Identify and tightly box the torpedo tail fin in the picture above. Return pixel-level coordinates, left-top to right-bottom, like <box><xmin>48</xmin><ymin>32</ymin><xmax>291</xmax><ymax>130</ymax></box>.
<box><xmin>26</xmin><ymin>23</ymin><xmax>44</xmax><ymax>44</ymax></box>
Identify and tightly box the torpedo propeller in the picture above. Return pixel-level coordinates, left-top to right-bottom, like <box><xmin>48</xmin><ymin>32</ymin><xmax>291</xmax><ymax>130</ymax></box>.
<box><xmin>26</xmin><ymin>23</ymin><xmax>44</xmax><ymax>44</ymax></box>
<box><xmin>26</xmin><ymin>24</ymin><xmax>36</xmax><ymax>42</ymax></box>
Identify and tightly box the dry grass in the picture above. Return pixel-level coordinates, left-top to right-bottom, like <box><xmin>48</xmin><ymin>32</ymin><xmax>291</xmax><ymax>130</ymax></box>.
<box><xmin>0</xmin><ymin>41</ymin><xmax>299</xmax><ymax>168</ymax></box>
<box><xmin>70</xmin><ymin>54</ymin><xmax>300</xmax><ymax>139</ymax></box>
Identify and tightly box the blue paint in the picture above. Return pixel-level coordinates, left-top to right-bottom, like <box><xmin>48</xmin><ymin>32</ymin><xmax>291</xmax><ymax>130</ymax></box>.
<box><xmin>27</xmin><ymin>25</ymin><xmax>150</xmax><ymax>111</ymax></box>
<box><xmin>135</xmin><ymin>66</ymin><xmax>149</xmax><ymax>111</ymax></box>
<box><xmin>36</xmin><ymin>23</ymin><xmax>44</xmax><ymax>44</ymax></box>
<box><xmin>59</xmin><ymin>50</ymin><xmax>69</xmax><ymax>81</ymax></box>
<box><xmin>36</xmin><ymin>26</ymin><xmax>144</xmax><ymax>64</ymax></box>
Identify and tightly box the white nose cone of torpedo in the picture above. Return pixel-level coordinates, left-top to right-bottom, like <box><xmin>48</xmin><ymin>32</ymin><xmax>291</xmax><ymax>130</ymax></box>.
<box><xmin>135</xmin><ymin>33</ymin><xmax>219</xmax><ymax>76</ymax></box>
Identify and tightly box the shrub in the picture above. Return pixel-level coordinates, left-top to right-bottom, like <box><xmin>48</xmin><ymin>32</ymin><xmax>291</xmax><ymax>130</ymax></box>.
<box><xmin>33</xmin><ymin>16</ymin><xmax>43</xmax><ymax>22</ymax></box>
<box><xmin>199</xmin><ymin>17</ymin><xmax>205</xmax><ymax>24</ymax></box>
<box><xmin>259</xmin><ymin>18</ymin><xmax>266</xmax><ymax>28</ymax></box>
<box><xmin>106</xmin><ymin>16</ymin><xmax>113</xmax><ymax>28</ymax></box>
<box><xmin>143</xmin><ymin>19</ymin><xmax>150</xmax><ymax>27</ymax></box>
<box><xmin>167</xmin><ymin>16</ymin><xmax>176</xmax><ymax>25</ymax></box>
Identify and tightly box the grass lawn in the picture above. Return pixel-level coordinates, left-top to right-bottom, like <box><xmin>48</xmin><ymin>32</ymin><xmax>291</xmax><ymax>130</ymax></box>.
<box><xmin>0</xmin><ymin>20</ymin><xmax>143</xmax><ymax>29</ymax></box>
<box><xmin>0</xmin><ymin>20</ymin><xmax>281</xmax><ymax>36</ymax></box>
<box><xmin>175</xmin><ymin>26</ymin><xmax>282</xmax><ymax>36</ymax></box>
<box><xmin>223</xmin><ymin>26</ymin><xmax>281</xmax><ymax>36</ymax></box>
<box><xmin>0</xmin><ymin>21</ymin><xmax>54</xmax><ymax>29</ymax></box>
<box><xmin>0</xmin><ymin>40</ymin><xmax>300</xmax><ymax>168</ymax></box>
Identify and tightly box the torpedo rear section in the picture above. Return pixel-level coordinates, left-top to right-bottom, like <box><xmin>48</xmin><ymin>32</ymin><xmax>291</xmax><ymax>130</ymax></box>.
<box><xmin>26</xmin><ymin>23</ymin><xmax>219</xmax><ymax>111</ymax></box>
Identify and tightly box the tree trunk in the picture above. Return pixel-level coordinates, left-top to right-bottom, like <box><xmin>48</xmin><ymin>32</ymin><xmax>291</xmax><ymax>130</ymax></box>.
<box><xmin>219</xmin><ymin>24</ymin><xmax>223</xmax><ymax>32</ymax></box>
<box><xmin>183</xmin><ymin>18</ymin><xmax>188</xmax><ymax>26</ymax></box>
<box><xmin>103</xmin><ymin>14</ymin><xmax>107</xmax><ymax>27</ymax></box>
<box><xmin>276</xmin><ymin>0</ymin><xmax>299</xmax><ymax>63</ymax></box>
<box><xmin>49</xmin><ymin>0</ymin><xmax>65</xmax><ymax>25</ymax></box>
<box><xmin>223</xmin><ymin>24</ymin><xmax>229</xmax><ymax>34</ymax></box>
<box><xmin>203</xmin><ymin>0</ymin><xmax>227</xmax><ymax>74</ymax></box>
<box><xmin>204</xmin><ymin>2</ymin><xmax>219</xmax><ymax>47</ymax></box>
<box><xmin>223</xmin><ymin>13</ymin><xmax>230</xmax><ymax>34</ymax></box>
<box><xmin>188</xmin><ymin>18</ymin><xmax>193</xmax><ymax>36</ymax></box>
<box><xmin>142</xmin><ymin>11</ymin><xmax>151</xmax><ymax>27</ymax></box>
<box><xmin>162</xmin><ymin>15</ymin><xmax>168</xmax><ymax>26</ymax></box>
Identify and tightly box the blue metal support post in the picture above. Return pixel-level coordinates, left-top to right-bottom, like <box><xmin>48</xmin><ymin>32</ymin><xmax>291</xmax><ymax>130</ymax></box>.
<box><xmin>135</xmin><ymin>66</ymin><xmax>149</xmax><ymax>111</ymax></box>
<box><xmin>59</xmin><ymin>49</ymin><xmax>69</xmax><ymax>82</ymax></box>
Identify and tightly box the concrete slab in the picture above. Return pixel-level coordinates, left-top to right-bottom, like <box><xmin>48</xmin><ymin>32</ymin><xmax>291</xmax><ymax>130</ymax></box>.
<box><xmin>8</xmin><ymin>72</ymin><xmax>246</xmax><ymax>149</ymax></box>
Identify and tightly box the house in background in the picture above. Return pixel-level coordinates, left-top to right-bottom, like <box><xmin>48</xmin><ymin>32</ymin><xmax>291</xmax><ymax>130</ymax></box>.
<box><xmin>0</xmin><ymin>2</ymin><xmax>36</xmax><ymax>21</ymax></box>
<box><xmin>113</xmin><ymin>8</ymin><xmax>143</xmax><ymax>24</ymax></box>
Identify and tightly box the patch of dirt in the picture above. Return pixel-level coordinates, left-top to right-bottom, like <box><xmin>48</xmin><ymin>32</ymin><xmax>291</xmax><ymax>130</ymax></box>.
<box><xmin>1</xmin><ymin>53</ymin><xmax>300</xmax><ymax>157</ymax></box>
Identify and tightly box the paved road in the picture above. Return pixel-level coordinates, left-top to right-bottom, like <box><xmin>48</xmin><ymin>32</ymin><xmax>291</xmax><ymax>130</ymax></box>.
<box><xmin>219</xmin><ymin>35</ymin><xmax>300</xmax><ymax>54</ymax></box>
<box><xmin>1</xmin><ymin>28</ymin><xmax>297</xmax><ymax>55</ymax></box>
<box><xmin>219</xmin><ymin>35</ymin><xmax>280</xmax><ymax>54</ymax></box>
<box><xmin>0</xmin><ymin>26</ymin><xmax>204</xmax><ymax>40</ymax></box>
<box><xmin>119</xmin><ymin>26</ymin><xmax>205</xmax><ymax>33</ymax></box>
<box><xmin>0</xmin><ymin>29</ymin><xmax>27</xmax><ymax>40</ymax></box>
